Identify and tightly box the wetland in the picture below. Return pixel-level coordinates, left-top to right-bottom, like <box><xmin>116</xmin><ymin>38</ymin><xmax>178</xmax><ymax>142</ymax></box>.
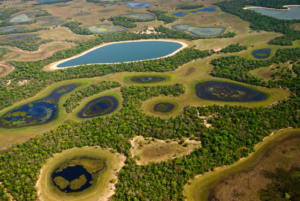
<box><xmin>129</xmin><ymin>75</ymin><xmax>167</xmax><ymax>84</ymax></box>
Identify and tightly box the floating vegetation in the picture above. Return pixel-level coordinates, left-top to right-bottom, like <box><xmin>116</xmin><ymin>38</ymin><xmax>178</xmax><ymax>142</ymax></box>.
<box><xmin>76</xmin><ymin>12</ymin><xmax>90</xmax><ymax>16</ymax></box>
<box><xmin>78</xmin><ymin>96</ymin><xmax>118</xmax><ymax>118</ymax></box>
<box><xmin>252</xmin><ymin>48</ymin><xmax>271</xmax><ymax>59</ymax></box>
<box><xmin>191</xmin><ymin>8</ymin><xmax>216</xmax><ymax>13</ymax></box>
<box><xmin>195</xmin><ymin>81</ymin><xmax>267</xmax><ymax>102</ymax></box>
<box><xmin>52</xmin><ymin>157</ymin><xmax>105</xmax><ymax>193</ymax></box>
<box><xmin>172</xmin><ymin>24</ymin><xmax>226</xmax><ymax>36</ymax></box>
<box><xmin>7</xmin><ymin>34</ymin><xmax>39</xmax><ymax>40</ymax></box>
<box><xmin>172</xmin><ymin>12</ymin><xmax>186</xmax><ymax>17</ymax></box>
<box><xmin>0</xmin><ymin>85</ymin><xmax>77</xmax><ymax>128</ymax></box>
<box><xmin>153</xmin><ymin>102</ymin><xmax>176</xmax><ymax>113</ymax></box>
<box><xmin>1</xmin><ymin>27</ymin><xmax>23</xmax><ymax>32</ymax></box>
<box><xmin>125</xmin><ymin>2</ymin><xmax>153</xmax><ymax>8</ymax></box>
<box><xmin>130</xmin><ymin>76</ymin><xmax>167</xmax><ymax>83</ymax></box>
<box><xmin>88</xmin><ymin>24</ymin><xmax>127</xmax><ymax>34</ymax></box>
<box><xmin>119</xmin><ymin>12</ymin><xmax>156</xmax><ymax>20</ymax></box>
<box><xmin>9</xmin><ymin>14</ymin><xmax>34</xmax><ymax>22</ymax></box>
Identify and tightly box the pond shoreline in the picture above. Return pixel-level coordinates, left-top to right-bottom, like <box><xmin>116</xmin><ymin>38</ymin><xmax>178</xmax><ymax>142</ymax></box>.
<box><xmin>243</xmin><ymin>5</ymin><xmax>300</xmax><ymax>11</ymax></box>
<box><xmin>47</xmin><ymin>39</ymin><xmax>188</xmax><ymax>70</ymax></box>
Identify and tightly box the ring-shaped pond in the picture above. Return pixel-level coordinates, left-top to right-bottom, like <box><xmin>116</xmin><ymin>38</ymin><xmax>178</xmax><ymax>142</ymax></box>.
<box><xmin>0</xmin><ymin>84</ymin><xmax>78</xmax><ymax>128</ymax></box>
<box><xmin>124</xmin><ymin>74</ymin><xmax>172</xmax><ymax>84</ymax></box>
<box><xmin>252</xmin><ymin>48</ymin><xmax>271</xmax><ymax>59</ymax></box>
<box><xmin>78</xmin><ymin>96</ymin><xmax>118</xmax><ymax>118</ymax></box>
<box><xmin>172</xmin><ymin>24</ymin><xmax>226</xmax><ymax>37</ymax></box>
<box><xmin>195</xmin><ymin>81</ymin><xmax>267</xmax><ymax>102</ymax></box>
<box><xmin>152</xmin><ymin>102</ymin><xmax>176</xmax><ymax>114</ymax></box>
<box><xmin>54</xmin><ymin>41</ymin><xmax>185</xmax><ymax>68</ymax></box>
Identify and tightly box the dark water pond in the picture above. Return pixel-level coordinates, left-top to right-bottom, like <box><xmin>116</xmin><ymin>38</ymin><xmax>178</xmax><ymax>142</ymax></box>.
<box><xmin>191</xmin><ymin>8</ymin><xmax>216</xmax><ymax>13</ymax></box>
<box><xmin>57</xmin><ymin>41</ymin><xmax>182</xmax><ymax>67</ymax></box>
<box><xmin>125</xmin><ymin>2</ymin><xmax>153</xmax><ymax>8</ymax></box>
<box><xmin>247</xmin><ymin>6</ymin><xmax>300</xmax><ymax>20</ymax></box>
<box><xmin>0</xmin><ymin>84</ymin><xmax>77</xmax><ymax>128</ymax></box>
<box><xmin>8</xmin><ymin>34</ymin><xmax>39</xmax><ymax>40</ymax></box>
<box><xmin>52</xmin><ymin>165</ymin><xmax>92</xmax><ymax>193</ymax></box>
<box><xmin>252</xmin><ymin>49</ymin><xmax>271</xmax><ymax>59</ymax></box>
<box><xmin>77</xmin><ymin>12</ymin><xmax>90</xmax><ymax>16</ymax></box>
<box><xmin>153</xmin><ymin>102</ymin><xmax>175</xmax><ymax>113</ymax></box>
<box><xmin>1</xmin><ymin>27</ymin><xmax>23</xmax><ymax>32</ymax></box>
<box><xmin>130</xmin><ymin>76</ymin><xmax>167</xmax><ymax>83</ymax></box>
<box><xmin>195</xmin><ymin>81</ymin><xmax>267</xmax><ymax>102</ymax></box>
<box><xmin>78</xmin><ymin>96</ymin><xmax>118</xmax><ymax>118</ymax></box>
<box><xmin>36</xmin><ymin>16</ymin><xmax>58</xmax><ymax>21</ymax></box>
<box><xmin>172</xmin><ymin>12</ymin><xmax>186</xmax><ymax>17</ymax></box>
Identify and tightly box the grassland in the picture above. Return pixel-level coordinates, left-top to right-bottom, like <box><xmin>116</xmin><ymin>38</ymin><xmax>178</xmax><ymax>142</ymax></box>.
<box><xmin>36</xmin><ymin>146</ymin><xmax>126</xmax><ymax>201</ymax></box>
<box><xmin>184</xmin><ymin>128</ymin><xmax>300</xmax><ymax>201</ymax></box>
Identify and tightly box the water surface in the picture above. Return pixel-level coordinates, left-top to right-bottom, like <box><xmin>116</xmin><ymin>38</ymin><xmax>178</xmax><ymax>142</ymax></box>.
<box><xmin>130</xmin><ymin>76</ymin><xmax>167</xmax><ymax>83</ymax></box>
<box><xmin>172</xmin><ymin>12</ymin><xmax>186</xmax><ymax>17</ymax></box>
<box><xmin>9</xmin><ymin>14</ymin><xmax>34</xmax><ymax>22</ymax></box>
<box><xmin>1</xmin><ymin>27</ymin><xmax>23</xmax><ymax>32</ymax></box>
<box><xmin>247</xmin><ymin>6</ymin><xmax>300</xmax><ymax>20</ymax></box>
<box><xmin>125</xmin><ymin>2</ymin><xmax>153</xmax><ymax>8</ymax></box>
<box><xmin>57</xmin><ymin>41</ymin><xmax>183</xmax><ymax>67</ymax></box>
<box><xmin>191</xmin><ymin>8</ymin><xmax>216</xmax><ymax>13</ymax></box>
<box><xmin>8</xmin><ymin>34</ymin><xmax>39</xmax><ymax>40</ymax></box>
<box><xmin>252</xmin><ymin>49</ymin><xmax>271</xmax><ymax>59</ymax></box>
<box><xmin>173</xmin><ymin>24</ymin><xmax>225</xmax><ymax>36</ymax></box>
<box><xmin>195</xmin><ymin>81</ymin><xmax>267</xmax><ymax>102</ymax></box>
<box><xmin>120</xmin><ymin>12</ymin><xmax>155</xmax><ymax>19</ymax></box>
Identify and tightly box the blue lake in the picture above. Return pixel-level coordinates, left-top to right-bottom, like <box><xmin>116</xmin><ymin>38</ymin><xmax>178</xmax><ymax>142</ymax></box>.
<box><xmin>172</xmin><ymin>12</ymin><xmax>186</xmax><ymax>17</ymax></box>
<box><xmin>247</xmin><ymin>6</ymin><xmax>300</xmax><ymax>20</ymax></box>
<box><xmin>125</xmin><ymin>2</ymin><xmax>153</xmax><ymax>8</ymax></box>
<box><xmin>1</xmin><ymin>27</ymin><xmax>23</xmax><ymax>32</ymax></box>
<box><xmin>57</xmin><ymin>41</ymin><xmax>183</xmax><ymax>67</ymax></box>
<box><xmin>252</xmin><ymin>49</ymin><xmax>271</xmax><ymax>59</ymax></box>
<box><xmin>0</xmin><ymin>85</ymin><xmax>77</xmax><ymax>128</ymax></box>
<box><xmin>191</xmin><ymin>8</ymin><xmax>216</xmax><ymax>13</ymax></box>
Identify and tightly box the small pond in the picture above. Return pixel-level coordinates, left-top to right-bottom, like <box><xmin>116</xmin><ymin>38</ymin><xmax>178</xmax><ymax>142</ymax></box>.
<box><xmin>130</xmin><ymin>75</ymin><xmax>167</xmax><ymax>83</ymax></box>
<box><xmin>120</xmin><ymin>12</ymin><xmax>156</xmax><ymax>20</ymax></box>
<box><xmin>247</xmin><ymin>6</ymin><xmax>300</xmax><ymax>20</ymax></box>
<box><xmin>1</xmin><ymin>27</ymin><xmax>23</xmax><ymax>32</ymax></box>
<box><xmin>77</xmin><ymin>12</ymin><xmax>90</xmax><ymax>16</ymax></box>
<box><xmin>153</xmin><ymin>102</ymin><xmax>176</xmax><ymax>113</ymax></box>
<box><xmin>8</xmin><ymin>34</ymin><xmax>39</xmax><ymax>40</ymax></box>
<box><xmin>9</xmin><ymin>14</ymin><xmax>34</xmax><ymax>22</ymax></box>
<box><xmin>78</xmin><ymin>96</ymin><xmax>118</xmax><ymax>118</ymax></box>
<box><xmin>172</xmin><ymin>12</ymin><xmax>186</xmax><ymax>17</ymax></box>
<box><xmin>172</xmin><ymin>24</ymin><xmax>226</xmax><ymax>37</ymax></box>
<box><xmin>0</xmin><ymin>13</ymin><xmax>2</xmax><ymax>16</ymax></box>
<box><xmin>191</xmin><ymin>8</ymin><xmax>216</xmax><ymax>13</ymax></box>
<box><xmin>0</xmin><ymin>84</ymin><xmax>77</xmax><ymax>128</ymax></box>
<box><xmin>39</xmin><ymin>0</ymin><xmax>58</xmax><ymax>2</ymax></box>
<box><xmin>195</xmin><ymin>81</ymin><xmax>267</xmax><ymax>102</ymax></box>
<box><xmin>88</xmin><ymin>24</ymin><xmax>127</xmax><ymax>34</ymax></box>
<box><xmin>52</xmin><ymin>157</ymin><xmax>105</xmax><ymax>193</ymax></box>
<box><xmin>57</xmin><ymin>41</ymin><xmax>183</xmax><ymax>67</ymax></box>
<box><xmin>125</xmin><ymin>2</ymin><xmax>153</xmax><ymax>8</ymax></box>
<box><xmin>36</xmin><ymin>16</ymin><xmax>58</xmax><ymax>21</ymax></box>
<box><xmin>252</xmin><ymin>49</ymin><xmax>271</xmax><ymax>59</ymax></box>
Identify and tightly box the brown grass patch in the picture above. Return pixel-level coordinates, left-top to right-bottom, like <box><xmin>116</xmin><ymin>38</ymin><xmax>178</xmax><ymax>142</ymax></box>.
<box><xmin>184</xmin><ymin>67</ymin><xmax>196</xmax><ymax>76</ymax></box>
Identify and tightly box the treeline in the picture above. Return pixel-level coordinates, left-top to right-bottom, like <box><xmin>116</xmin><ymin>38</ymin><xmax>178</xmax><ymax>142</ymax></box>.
<box><xmin>147</xmin><ymin>10</ymin><xmax>176</xmax><ymax>24</ymax></box>
<box><xmin>219</xmin><ymin>43</ymin><xmax>248</xmax><ymax>53</ymax></box>
<box><xmin>249</xmin><ymin>0</ymin><xmax>300</xmax><ymax>9</ymax></box>
<box><xmin>34</xmin><ymin>10</ymin><xmax>51</xmax><ymax>17</ymax></box>
<box><xmin>0</xmin><ymin>184</ymin><xmax>10</xmax><ymax>201</ymax></box>
<box><xmin>176</xmin><ymin>4</ymin><xmax>204</xmax><ymax>10</ymax></box>
<box><xmin>214</xmin><ymin>0</ymin><xmax>300</xmax><ymax>45</ymax></box>
<box><xmin>0</xmin><ymin>20</ymin><xmax>36</xmax><ymax>28</ymax></box>
<box><xmin>108</xmin><ymin>16</ymin><xmax>155</xmax><ymax>28</ymax></box>
<box><xmin>0</xmin><ymin>28</ymin><xmax>48</xmax><ymax>35</ymax></box>
<box><xmin>64</xmin><ymin>81</ymin><xmax>121</xmax><ymax>113</ymax></box>
<box><xmin>216</xmin><ymin>31</ymin><xmax>237</xmax><ymax>38</ymax></box>
<box><xmin>61</xmin><ymin>21</ymin><xmax>93</xmax><ymax>35</ymax></box>
<box><xmin>33</xmin><ymin>0</ymin><xmax>72</xmax><ymax>5</ymax></box>
<box><xmin>0</xmin><ymin>37</ymin><xmax>53</xmax><ymax>51</ymax></box>
<box><xmin>0</xmin><ymin>9</ymin><xmax>21</xmax><ymax>20</ymax></box>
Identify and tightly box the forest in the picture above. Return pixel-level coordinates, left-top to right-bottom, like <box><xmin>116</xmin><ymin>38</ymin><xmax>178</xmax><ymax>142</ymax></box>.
<box><xmin>147</xmin><ymin>10</ymin><xmax>177</xmax><ymax>24</ymax></box>
<box><xmin>175</xmin><ymin>4</ymin><xmax>204</xmax><ymax>10</ymax></box>
<box><xmin>0</xmin><ymin>20</ymin><xmax>36</xmax><ymax>28</ymax></box>
<box><xmin>61</xmin><ymin>21</ymin><xmax>93</xmax><ymax>35</ymax></box>
<box><xmin>0</xmin><ymin>37</ymin><xmax>53</xmax><ymax>51</ymax></box>
<box><xmin>214</xmin><ymin>0</ymin><xmax>300</xmax><ymax>45</ymax></box>
<box><xmin>108</xmin><ymin>16</ymin><xmax>155</xmax><ymax>28</ymax></box>
<box><xmin>0</xmin><ymin>8</ymin><xmax>21</xmax><ymax>20</ymax></box>
<box><xmin>219</xmin><ymin>43</ymin><xmax>248</xmax><ymax>53</ymax></box>
<box><xmin>0</xmin><ymin>28</ymin><xmax>48</xmax><ymax>36</ymax></box>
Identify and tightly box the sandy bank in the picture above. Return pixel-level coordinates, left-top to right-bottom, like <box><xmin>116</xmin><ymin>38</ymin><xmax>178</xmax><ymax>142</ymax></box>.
<box><xmin>244</xmin><ymin>5</ymin><xmax>300</xmax><ymax>11</ymax></box>
<box><xmin>47</xmin><ymin>39</ymin><xmax>188</xmax><ymax>70</ymax></box>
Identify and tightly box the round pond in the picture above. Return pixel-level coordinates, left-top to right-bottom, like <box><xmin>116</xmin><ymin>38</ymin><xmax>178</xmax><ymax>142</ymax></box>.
<box><xmin>130</xmin><ymin>75</ymin><xmax>167</xmax><ymax>83</ymax></box>
<box><xmin>78</xmin><ymin>96</ymin><xmax>118</xmax><ymax>118</ymax></box>
<box><xmin>172</xmin><ymin>12</ymin><xmax>187</xmax><ymax>17</ymax></box>
<box><xmin>195</xmin><ymin>81</ymin><xmax>267</xmax><ymax>102</ymax></box>
<box><xmin>9</xmin><ymin>14</ymin><xmax>34</xmax><ymax>22</ymax></box>
<box><xmin>152</xmin><ymin>102</ymin><xmax>176</xmax><ymax>113</ymax></box>
<box><xmin>0</xmin><ymin>85</ymin><xmax>77</xmax><ymax>128</ymax></box>
<box><xmin>56</xmin><ymin>41</ymin><xmax>183</xmax><ymax>68</ymax></box>
<box><xmin>120</xmin><ymin>12</ymin><xmax>155</xmax><ymax>20</ymax></box>
<box><xmin>172</xmin><ymin>24</ymin><xmax>226</xmax><ymax>37</ymax></box>
<box><xmin>247</xmin><ymin>6</ymin><xmax>300</xmax><ymax>20</ymax></box>
<box><xmin>191</xmin><ymin>8</ymin><xmax>216</xmax><ymax>13</ymax></box>
<box><xmin>125</xmin><ymin>2</ymin><xmax>153</xmax><ymax>8</ymax></box>
<box><xmin>52</xmin><ymin>157</ymin><xmax>105</xmax><ymax>193</ymax></box>
<box><xmin>252</xmin><ymin>49</ymin><xmax>271</xmax><ymax>59</ymax></box>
